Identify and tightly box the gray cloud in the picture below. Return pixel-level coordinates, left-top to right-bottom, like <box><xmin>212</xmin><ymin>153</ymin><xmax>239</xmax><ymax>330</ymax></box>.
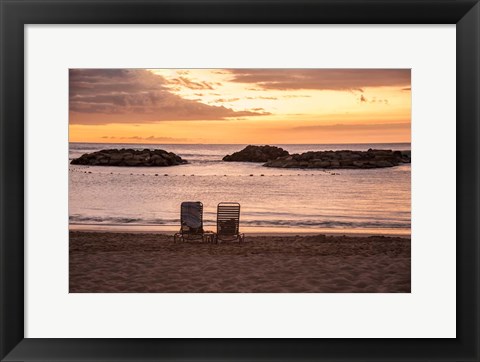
<box><xmin>69</xmin><ymin>69</ymin><xmax>267</xmax><ymax>124</ymax></box>
<box><xmin>282</xmin><ymin>95</ymin><xmax>311</xmax><ymax>98</ymax></box>
<box><xmin>228</xmin><ymin>69</ymin><xmax>411</xmax><ymax>91</ymax></box>
<box><xmin>246</xmin><ymin>96</ymin><xmax>278</xmax><ymax>100</ymax></box>
<box><xmin>167</xmin><ymin>76</ymin><xmax>215</xmax><ymax>90</ymax></box>
<box><xmin>292</xmin><ymin>122</ymin><xmax>410</xmax><ymax>132</ymax></box>
<box><xmin>214</xmin><ymin>98</ymin><xmax>240</xmax><ymax>103</ymax></box>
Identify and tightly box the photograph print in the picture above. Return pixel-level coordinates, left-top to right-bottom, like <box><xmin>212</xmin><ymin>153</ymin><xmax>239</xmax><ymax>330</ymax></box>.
<box><xmin>69</xmin><ymin>68</ymin><xmax>411</xmax><ymax>293</ymax></box>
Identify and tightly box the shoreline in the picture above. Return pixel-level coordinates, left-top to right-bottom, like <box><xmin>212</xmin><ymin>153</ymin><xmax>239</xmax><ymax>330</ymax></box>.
<box><xmin>70</xmin><ymin>230</ymin><xmax>411</xmax><ymax>293</ymax></box>
<box><xmin>69</xmin><ymin>223</ymin><xmax>411</xmax><ymax>238</ymax></box>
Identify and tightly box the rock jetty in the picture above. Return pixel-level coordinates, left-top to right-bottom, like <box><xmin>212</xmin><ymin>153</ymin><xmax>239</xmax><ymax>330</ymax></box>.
<box><xmin>223</xmin><ymin>145</ymin><xmax>289</xmax><ymax>162</ymax></box>
<box><xmin>264</xmin><ymin>149</ymin><xmax>410</xmax><ymax>169</ymax></box>
<box><xmin>70</xmin><ymin>149</ymin><xmax>187</xmax><ymax>167</ymax></box>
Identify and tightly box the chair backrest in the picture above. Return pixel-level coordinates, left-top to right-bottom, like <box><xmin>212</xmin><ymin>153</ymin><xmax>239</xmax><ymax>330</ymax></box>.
<box><xmin>217</xmin><ymin>202</ymin><xmax>240</xmax><ymax>236</ymax></box>
<box><xmin>180</xmin><ymin>201</ymin><xmax>203</xmax><ymax>234</ymax></box>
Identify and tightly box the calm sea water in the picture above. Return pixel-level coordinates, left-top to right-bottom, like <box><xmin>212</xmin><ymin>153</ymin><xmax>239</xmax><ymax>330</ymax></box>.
<box><xmin>69</xmin><ymin>143</ymin><xmax>411</xmax><ymax>234</ymax></box>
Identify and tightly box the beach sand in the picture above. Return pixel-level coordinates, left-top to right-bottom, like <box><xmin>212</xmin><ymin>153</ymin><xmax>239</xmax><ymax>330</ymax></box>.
<box><xmin>69</xmin><ymin>231</ymin><xmax>411</xmax><ymax>293</ymax></box>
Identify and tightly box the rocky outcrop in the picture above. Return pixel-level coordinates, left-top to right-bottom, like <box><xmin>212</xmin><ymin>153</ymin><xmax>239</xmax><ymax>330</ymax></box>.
<box><xmin>223</xmin><ymin>145</ymin><xmax>289</xmax><ymax>162</ymax></box>
<box><xmin>264</xmin><ymin>149</ymin><xmax>411</xmax><ymax>169</ymax></box>
<box><xmin>70</xmin><ymin>149</ymin><xmax>187</xmax><ymax>167</ymax></box>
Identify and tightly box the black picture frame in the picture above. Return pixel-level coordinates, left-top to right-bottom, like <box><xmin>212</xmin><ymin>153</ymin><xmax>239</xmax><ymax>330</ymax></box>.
<box><xmin>1</xmin><ymin>0</ymin><xmax>479</xmax><ymax>361</ymax></box>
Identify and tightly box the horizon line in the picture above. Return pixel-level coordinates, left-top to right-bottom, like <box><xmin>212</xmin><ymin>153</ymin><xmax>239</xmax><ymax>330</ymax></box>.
<box><xmin>69</xmin><ymin>141</ymin><xmax>412</xmax><ymax>146</ymax></box>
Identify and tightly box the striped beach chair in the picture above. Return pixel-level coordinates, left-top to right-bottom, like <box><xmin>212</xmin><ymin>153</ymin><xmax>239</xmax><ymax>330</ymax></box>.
<box><xmin>215</xmin><ymin>202</ymin><xmax>245</xmax><ymax>243</ymax></box>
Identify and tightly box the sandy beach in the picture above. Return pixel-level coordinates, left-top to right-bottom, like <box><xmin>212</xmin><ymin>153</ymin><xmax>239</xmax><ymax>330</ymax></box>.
<box><xmin>69</xmin><ymin>231</ymin><xmax>411</xmax><ymax>293</ymax></box>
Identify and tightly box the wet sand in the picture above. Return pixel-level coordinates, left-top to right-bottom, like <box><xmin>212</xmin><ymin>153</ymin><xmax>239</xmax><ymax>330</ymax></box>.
<box><xmin>69</xmin><ymin>231</ymin><xmax>411</xmax><ymax>293</ymax></box>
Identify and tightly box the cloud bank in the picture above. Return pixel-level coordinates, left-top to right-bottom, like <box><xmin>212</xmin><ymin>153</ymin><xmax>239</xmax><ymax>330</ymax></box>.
<box><xmin>292</xmin><ymin>122</ymin><xmax>410</xmax><ymax>132</ymax></box>
<box><xmin>69</xmin><ymin>69</ymin><xmax>267</xmax><ymax>124</ymax></box>
<box><xmin>228</xmin><ymin>69</ymin><xmax>411</xmax><ymax>91</ymax></box>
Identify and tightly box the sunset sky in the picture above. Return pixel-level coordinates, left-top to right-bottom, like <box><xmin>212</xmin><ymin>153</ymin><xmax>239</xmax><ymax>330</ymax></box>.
<box><xmin>69</xmin><ymin>69</ymin><xmax>411</xmax><ymax>144</ymax></box>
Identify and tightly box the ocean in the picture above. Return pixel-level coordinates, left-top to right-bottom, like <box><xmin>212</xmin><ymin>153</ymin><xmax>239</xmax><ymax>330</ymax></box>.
<box><xmin>69</xmin><ymin>143</ymin><xmax>411</xmax><ymax>235</ymax></box>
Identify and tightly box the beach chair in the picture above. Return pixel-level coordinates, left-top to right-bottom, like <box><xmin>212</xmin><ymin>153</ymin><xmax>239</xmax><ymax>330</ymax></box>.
<box><xmin>174</xmin><ymin>201</ymin><xmax>205</xmax><ymax>242</ymax></box>
<box><xmin>215</xmin><ymin>202</ymin><xmax>245</xmax><ymax>243</ymax></box>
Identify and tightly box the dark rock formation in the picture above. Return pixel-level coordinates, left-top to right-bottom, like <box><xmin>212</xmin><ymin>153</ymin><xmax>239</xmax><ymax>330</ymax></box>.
<box><xmin>223</xmin><ymin>145</ymin><xmax>289</xmax><ymax>162</ymax></box>
<box><xmin>264</xmin><ymin>149</ymin><xmax>411</xmax><ymax>169</ymax></box>
<box><xmin>70</xmin><ymin>148</ymin><xmax>187</xmax><ymax>167</ymax></box>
